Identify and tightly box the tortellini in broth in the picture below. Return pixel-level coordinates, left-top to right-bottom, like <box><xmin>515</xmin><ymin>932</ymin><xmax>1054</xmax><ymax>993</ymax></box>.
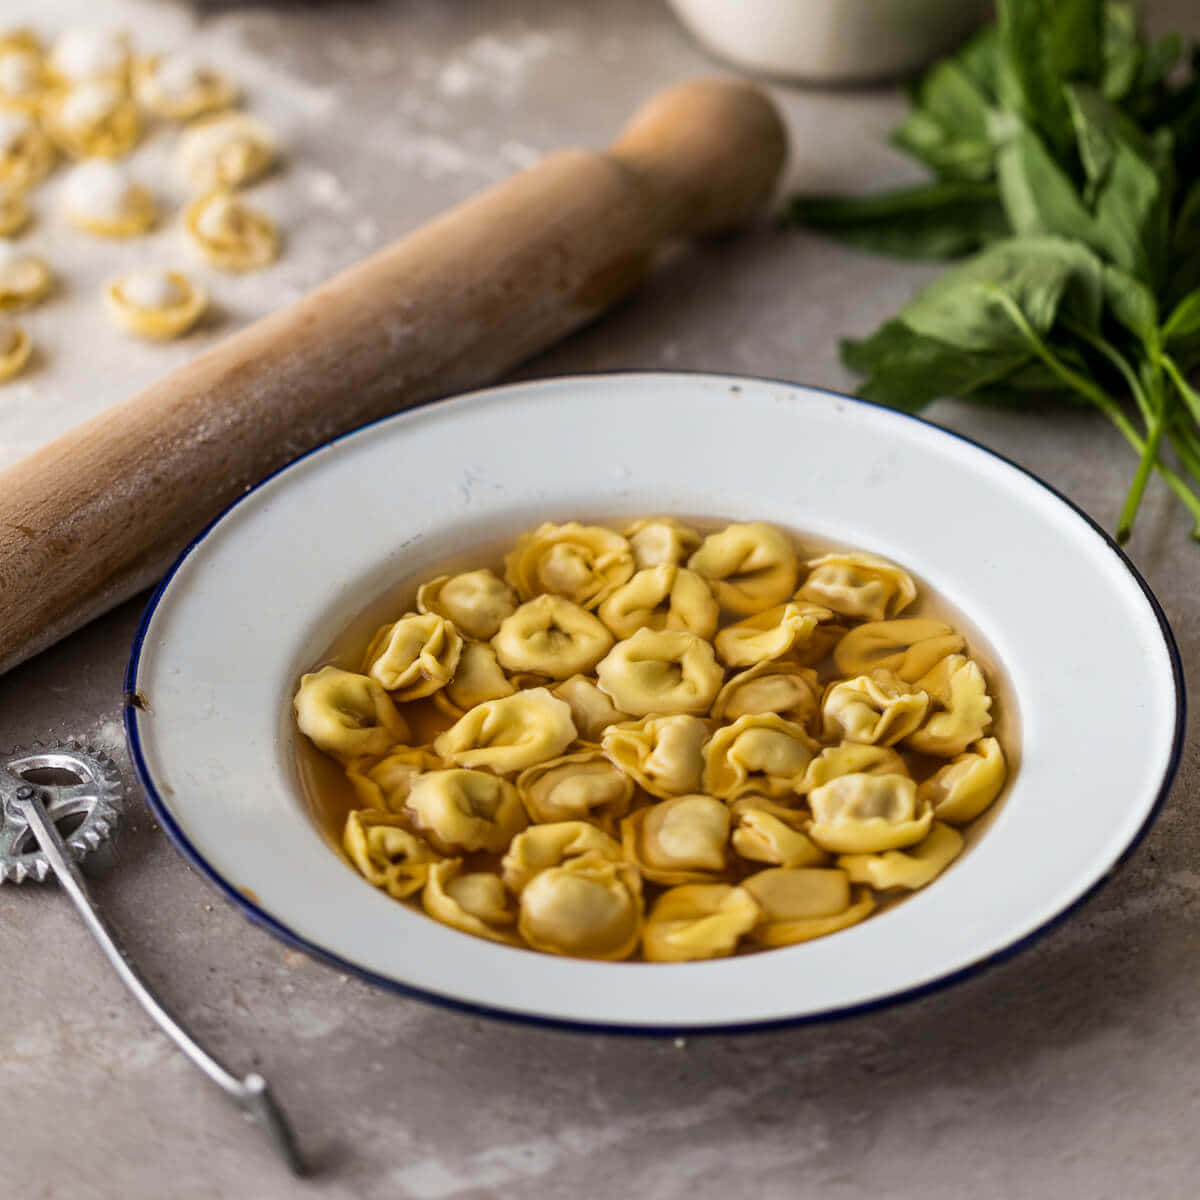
<box><xmin>296</xmin><ymin>516</ymin><xmax>1015</xmax><ymax>962</ymax></box>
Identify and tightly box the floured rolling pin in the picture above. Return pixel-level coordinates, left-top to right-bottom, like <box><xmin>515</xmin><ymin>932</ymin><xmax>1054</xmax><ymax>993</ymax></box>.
<box><xmin>0</xmin><ymin>78</ymin><xmax>786</xmax><ymax>675</ymax></box>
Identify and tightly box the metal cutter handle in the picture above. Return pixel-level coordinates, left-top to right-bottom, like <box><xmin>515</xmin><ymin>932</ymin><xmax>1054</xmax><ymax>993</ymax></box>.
<box><xmin>14</xmin><ymin>786</ymin><xmax>306</xmax><ymax>1176</ymax></box>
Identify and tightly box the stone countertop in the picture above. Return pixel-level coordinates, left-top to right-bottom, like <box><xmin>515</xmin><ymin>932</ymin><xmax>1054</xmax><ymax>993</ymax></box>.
<box><xmin>4</xmin><ymin>1</ymin><xmax>1200</xmax><ymax>1197</ymax></box>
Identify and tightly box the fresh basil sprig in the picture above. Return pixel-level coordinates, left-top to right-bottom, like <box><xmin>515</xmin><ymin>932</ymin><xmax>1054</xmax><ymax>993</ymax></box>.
<box><xmin>787</xmin><ymin>0</ymin><xmax>1200</xmax><ymax>542</ymax></box>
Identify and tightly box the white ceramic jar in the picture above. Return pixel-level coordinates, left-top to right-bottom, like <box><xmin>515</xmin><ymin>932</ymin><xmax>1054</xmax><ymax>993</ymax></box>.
<box><xmin>666</xmin><ymin>0</ymin><xmax>992</xmax><ymax>83</ymax></box>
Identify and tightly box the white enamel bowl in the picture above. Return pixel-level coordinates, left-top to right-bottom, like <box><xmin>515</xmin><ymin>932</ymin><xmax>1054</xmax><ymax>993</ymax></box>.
<box><xmin>125</xmin><ymin>373</ymin><xmax>1183</xmax><ymax>1032</ymax></box>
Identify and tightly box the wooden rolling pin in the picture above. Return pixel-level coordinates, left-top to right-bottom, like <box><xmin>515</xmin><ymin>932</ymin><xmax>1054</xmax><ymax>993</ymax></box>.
<box><xmin>0</xmin><ymin>79</ymin><xmax>787</xmax><ymax>675</ymax></box>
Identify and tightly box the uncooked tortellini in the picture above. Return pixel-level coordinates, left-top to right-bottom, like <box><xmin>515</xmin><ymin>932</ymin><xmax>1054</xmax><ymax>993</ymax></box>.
<box><xmin>403</xmin><ymin>768</ymin><xmax>527</xmax><ymax>855</ymax></box>
<box><xmin>839</xmin><ymin>821</ymin><xmax>963</xmax><ymax>890</ymax></box>
<box><xmin>688</xmin><ymin>522</ymin><xmax>798</xmax><ymax>615</ymax></box>
<box><xmin>0</xmin><ymin>315</ymin><xmax>31</xmax><ymax>381</ymax></box>
<box><xmin>622</xmin><ymin>794</ymin><xmax>731</xmax><ymax>886</ymax></box>
<box><xmin>518</xmin><ymin>854</ymin><xmax>643</xmax><ymax>959</ymax></box>
<box><xmin>418</xmin><ymin>569</ymin><xmax>516</xmax><ymax>641</ymax></box>
<box><xmin>597</xmin><ymin>565</ymin><xmax>719</xmax><ymax>640</ymax></box>
<box><xmin>833</xmin><ymin>618</ymin><xmax>965</xmax><ymax>683</ymax></box>
<box><xmin>0</xmin><ymin>44</ymin><xmax>49</xmax><ymax>111</ymax></box>
<box><xmin>625</xmin><ymin>517</ymin><xmax>702</xmax><ymax>569</ymax></box>
<box><xmin>808</xmin><ymin>773</ymin><xmax>933</xmax><ymax>853</ymax></box>
<box><xmin>796</xmin><ymin>552</ymin><xmax>916</xmax><ymax>621</ymax></box>
<box><xmin>517</xmin><ymin>751</ymin><xmax>634</xmax><ymax>830</ymax></box>
<box><xmin>177</xmin><ymin>112</ymin><xmax>278</xmax><ymax>192</ymax></box>
<box><xmin>343</xmin><ymin>810</ymin><xmax>439</xmax><ymax>900</ymax></box>
<box><xmin>0</xmin><ymin>244</ymin><xmax>49</xmax><ymax>309</ymax></box>
<box><xmin>702</xmin><ymin>714</ymin><xmax>819</xmax><ymax>800</ymax></box>
<box><xmin>0</xmin><ymin>188</ymin><xmax>28</xmax><ymax>238</ymax></box>
<box><xmin>595</xmin><ymin>628</ymin><xmax>723</xmax><ymax>717</ymax></box>
<box><xmin>492</xmin><ymin>595</ymin><xmax>612</xmax><ymax>679</ymax></box>
<box><xmin>44</xmin><ymin>78</ymin><xmax>140</xmax><ymax>159</ymax></box>
<box><xmin>742</xmin><ymin>868</ymin><xmax>875</xmax><ymax>946</ymax></box>
<box><xmin>821</xmin><ymin>670</ymin><xmax>929</xmax><ymax>746</ymax></box>
<box><xmin>134</xmin><ymin>53</ymin><xmax>237</xmax><ymax>121</ymax></box>
<box><xmin>505</xmin><ymin>522</ymin><xmax>634</xmax><ymax>608</ymax></box>
<box><xmin>424</xmin><ymin>861</ymin><xmax>520</xmax><ymax>945</ymax></box>
<box><xmin>433</xmin><ymin>687</ymin><xmax>576</xmax><ymax>773</ymax></box>
<box><xmin>918</xmin><ymin>737</ymin><xmax>1007</xmax><ymax>825</ymax></box>
<box><xmin>293</xmin><ymin>666</ymin><xmax>409</xmax><ymax>762</ymax></box>
<box><xmin>0</xmin><ymin>111</ymin><xmax>54</xmax><ymax>190</ymax></box>
<box><xmin>905</xmin><ymin>654</ymin><xmax>992</xmax><ymax>758</ymax></box>
<box><xmin>642</xmin><ymin>884</ymin><xmax>761</xmax><ymax>963</ymax></box>
<box><xmin>104</xmin><ymin>269</ymin><xmax>207</xmax><ymax>340</ymax></box>
<box><xmin>364</xmin><ymin>612</ymin><xmax>463</xmax><ymax>701</ymax></box>
<box><xmin>62</xmin><ymin>160</ymin><xmax>155</xmax><ymax>237</ymax></box>
<box><xmin>184</xmin><ymin>191</ymin><xmax>280</xmax><ymax>272</ymax></box>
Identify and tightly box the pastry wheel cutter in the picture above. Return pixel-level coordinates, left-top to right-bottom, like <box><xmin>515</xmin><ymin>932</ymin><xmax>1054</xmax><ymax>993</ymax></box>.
<box><xmin>0</xmin><ymin>742</ymin><xmax>305</xmax><ymax>1175</ymax></box>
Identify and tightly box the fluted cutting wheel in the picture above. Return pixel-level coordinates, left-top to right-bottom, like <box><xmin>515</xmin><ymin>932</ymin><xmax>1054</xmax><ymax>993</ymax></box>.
<box><xmin>0</xmin><ymin>744</ymin><xmax>123</xmax><ymax>883</ymax></box>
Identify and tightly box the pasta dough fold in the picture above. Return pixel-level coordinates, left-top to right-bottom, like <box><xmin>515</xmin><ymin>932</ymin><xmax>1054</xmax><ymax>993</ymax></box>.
<box><xmin>712</xmin><ymin>661</ymin><xmax>821</xmax><ymax>726</ymax></box>
<box><xmin>821</xmin><ymin>670</ymin><xmax>929</xmax><ymax>746</ymax></box>
<box><xmin>518</xmin><ymin>853</ymin><xmax>643</xmax><ymax>959</ymax></box>
<box><xmin>917</xmin><ymin>737</ymin><xmax>1007</xmax><ymax>824</ymax></box>
<box><xmin>601</xmin><ymin>714</ymin><xmax>709</xmax><ymax>799</ymax></box>
<box><xmin>343</xmin><ymin>810</ymin><xmax>439</xmax><ymax>899</ymax></box>
<box><xmin>501</xmin><ymin>821</ymin><xmax>623</xmax><ymax>893</ymax></box>
<box><xmin>688</xmin><ymin>522</ymin><xmax>798</xmax><ymax>615</ymax></box>
<box><xmin>418</xmin><ymin>569</ymin><xmax>517</xmax><ymax>641</ymax></box>
<box><xmin>642</xmin><ymin>884</ymin><xmax>761</xmax><ymax>963</ymax></box>
<box><xmin>702</xmin><ymin>713</ymin><xmax>819</xmax><ymax>800</ymax></box>
<box><xmin>424</xmin><ymin>861</ymin><xmax>520</xmax><ymax>945</ymax></box>
<box><xmin>403</xmin><ymin>768</ymin><xmax>527</xmax><ymax>854</ymax></box>
<box><xmin>595</xmin><ymin>628</ymin><xmax>723</xmax><ymax>717</ymax></box>
<box><xmin>293</xmin><ymin>666</ymin><xmax>409</xmax><ymax>762</ymax></box>
<box><xmin>906</xmin><ymin>654</ymin><xmax>992</xmax><ymax>757</ymax></box>
<box><xmin>621</xmin><ymin>793</ymin><xmax>731</xmax><ymax>886</ymax></box>
<box><xmin>433</xmin><ymin>687</ymin><xmax>576</xmax><ymax>773</ymax></box>
<box><xmin>517</xmin><ymin>750</ymin><xmax>634</xmax><ymax>830</ymax></box>
<box><xmin>807</xmin><ymin>773</ymin><xmax>933</xmax><ymax>853</ymax></box>
<box><xmin>505</xmin><ymin>522</ymin><xmax>635</xmax><ymax>608</ymax></box>
<box><xmin>838</xmin><ymin>821</ymin><xmax>963</xmax><ymax>890</ymax></box>
<box><xmin>597</xmin><ymin>565</ymin><xmax>719</xmax><ymax>641</ymax></box>
<box><xmin>492</xmin><ymin>595</ymin><xmax>612</xmax><ymax>679</ymax></box>
<box><xmin>834</xmin><ymin>618</ymin><xmax>965</xmax><ymax>682</ymax></box>
<box><xmin>364</xmin><ymin>612</ymin><xmax>463</xmax><ymax>700</ymax></box>
<box><xmin>796</xmin><ymin>552</ymin><xmax>916</xmax><ymax>621</ymax></box>
<box><xmin>742</xmin><ymin>867</ymin><xmax>875</xmax><ymax>945</ymax></box>
<box><xmin>714</xmin><ymin>601</ymin><xmax>839</xmax><ymax>669</ymax></box>
<box><xmin>625</xmin><ymin>517</ymin><xmax>702</xmax><ymax>569</ymax></box>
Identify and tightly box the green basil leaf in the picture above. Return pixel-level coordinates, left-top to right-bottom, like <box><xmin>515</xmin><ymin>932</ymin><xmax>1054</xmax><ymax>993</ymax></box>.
<box><xmin>1163</xmin><ymin>289</ymin><xmax>1200</xmax><ymax>344</ymax></box>
<box><xmin>1100</xmin><ymin>0</ymin><xmax>1141</xmax><ymax>101</ymax></box>
<box><xmin>784</xmin><ymin>181</ymin><xmax>1007</xmax><ymax>260</ymax></box>
<box><xmin>991</xmin><ymin>114</ymin><xmax>1097</xmax><ymax>236</ymax></box>
<box><xmin>896</xmin><ymin>236</ymin><xmax>1104</xmax><ymax>353</ymax></box>
<box><xmin>891</xmin><ymin>111</ymin><xmax>995</xmax><ymax>183</ymax></box>
<box><xmin>840</xmin><ymin>321</ymin><xmax>1030</xmax><ymax>412</ymax></box>
<box><xmin>1103</xmin><ymin>264</ymin><xmax>1160</xmax><ymax>346</ymax></box>
<box><xmin>1173</xmin><ymin>178</ymin><xmax>1200</xmax><ymax>253</ymax></box>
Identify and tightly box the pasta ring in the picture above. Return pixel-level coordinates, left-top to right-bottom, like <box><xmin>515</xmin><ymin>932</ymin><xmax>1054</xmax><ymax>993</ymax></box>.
<box><xmin>0</xmin><ymin>245</ymin><xmax>51</xmax><ymax>308</ymax></box>
<box><xmin>184</xmin><ymin>191</ymin><xmax>279</xmax><ymax>272</ymax></box>
<box><xmin>177</xmin><ymin>112</ymin><xmax>277</xmax><ymax>192</ymax></box>
<box><xmin>0</xmin><ymin>188</ymin><xmax>29</xmax><ymax>237</ymax></box>
<box><xmin>62</xmin><ymin>160</ymin><xmax>156</xmax><ymax>237</ymax></box>
<box><xmin>42</xmin><ymin>78</ymin><xmax>141</xmax><ymax>159</ymax></box>
<box><xmin>0</xmin><ymin>111</ymin><xmax>55</xmax><ymax>190</ymax></box>
<box><xmin>104</xmin><ymin>269</ymin><xmax>208</xmax><ymax>340</ymax></box>
<box><xmin>133</xmin><ymin>54</ymin><xmax>237</xmax><ymax>121</ymax></box>
<box><xmin>0</xmin><ymin>317</ymin><xmax>32</xmax><ymax>380</ymax></box>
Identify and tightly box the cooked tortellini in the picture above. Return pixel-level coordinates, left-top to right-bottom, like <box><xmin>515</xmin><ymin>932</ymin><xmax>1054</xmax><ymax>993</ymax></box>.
<box><xmin>62</xmin><ymin>160</ymin><xmax>156</xmax><ymax>237</ymax></box>
<box><xmin>702</xmin><ymin>713</ymin><xmax>819</xmax><ymax>799</ymax></box>
<box><xmin>293</xmin><ymin>666</ymin><xmax>409</xmax><ymax>762</ymax></box>
<box><xmin>917</xmin><ymin>737</ymin><xmax>1007</xmax><ymax>825</ymax></box>
<box><xmin>742</xmin><ymin>868</ymin><xmax>875</xmax><ymax>946</ymax></box>
<box><xmin>838</xmin><ymin>821</ymin><xmax>963</xmax><ymax>891</ymax></box>
<box><xmin>642</xmin><ymin>884</ymin><xmax>761</xmax><ymax>962</ymax></box>
<box><xmin>0</xmin><ymin>111</ymin><xmax>54</xmax><ymax>191</ymax></box>
<box><xmin>688</xmin><ymin>522</ymin><xmax>798</xmax><ymax>615</ymax></box>
<box><xmin>104</xmin><ymin>268</ymin><xmax>207</xmax><ymax>339</ymax></box>
<box><xmin>0</xmin><ymin>314</ymin><xmax>31</xmax><ymax>381</ymax></box>
<box><xmin>551</xmin><ymin>675</ymin><xmax>630</xmax><ymax>742</ymax></box>
<box><xmin>625</xmin><ymin>517</ymin><xmax>702</xmax><ymax>570</ymax></box>
<box><xmin>714</xmin><ymin>601</ymin><xmax>838</xmax><ymax>669</ymax></box>
<box><xmin>821</xmin><ymin>670</ymin><xmax>929</xmax><ymax>746</ymax></box>
<box><xmin>297</xmin><ymin>517</ymin><xmax>1015</xmax><ymax>962</ymax></box>
<box><xmin>601</xmin><ymin>714</ymin><xmax>708</xmax><ymax>799</ymax></box>
<box><xmin>184</xmin><ymin>191</ymin><xmax>279</xmax><ymax>272</ymax></box>
<box><xmin>134</xmin><ymin>53</ymin><xmax>237</xmax><ymax>121</ymax></box>
<box><xmin>595</xmin><ymin>628</ymin><xmax>724</xmax><ymax>717</ymax></box>
<box><xmin>518</xmin><ymin>854</ymin><xmax>643</xmax><ymax>959</ymax></box>
<box><xmin>177</xmin><ymin>112</ymin><xmax>278</xmax><ymax>192</ymax></box>
<box><xmin>424</xmin><ymin>860</ymin><xmax>520</xmax><ymax>945</ymax></box>
<box><xmin>597</xmin><ymin>565</ymin><xmax>719</xmax><ymax>640</ymax></box>
<box><xmin>833</xmin><ymin>618</ymin><xmax>965</xmax><ymax>682</ymax></box>
<box><xmin>501</xmin><ymin>820</ymin><xmax>623</xmax><ymax>893</ymax></box>
<box><xmin>505</xmin><ymin>522</ymin><xmax>635</xmax><ymax>608</ymax></box>
<box><xmin>517</xmin><ymin>751</ymin><xmax>634</xmax><ymax>830</ymax></box>
<box><xmin>492</xmin><ymin>595</ymin><xmax>612</xmax><ymax>679</ymax></box>
<box><xmin>622</xmin><ymin>794</ymin><xmax>732</xmax><ymax>885</ymax></box>
<box><xmin>364</xmin><ymin>612</ymin><xmax>463</xmax><ymax>700</ymax></box>
<box><xmin>433</xmin><ymin>687</ymin><xmax>576</xmax><ymax>773</ymax></box>
<box><xmin>44</xmin><ymin>78</ymin><xmax>141</xmax><ymax>159</ymax></box>
<box><xmin>418</xmin><ymin>569</ymin><xmax>516</xmax><ymax>641</ymax></box>
<box><xmin>0</xmin><ymin>244</ymin><xmax>48</xmax><ymax>309</ymax></box>
<box><xmin>808</xmin><ymin>773</ymin><xmax>933</xmax><ymax>853</ymax></box>
<box><xmin>712</xmin><ymin>662</ymin><xmax>821</xmax><ymax>725</ymax></box>
<box><xmin>403</xmin><ymin>768</ymin><xmax>527</xmax><ymax>855</ymax></box>
<box><xmin>905</xmin><ymin>654</ymin><xmax>992</xmax><ymax>758</ymax></box>
<box><xmin>796</xmin><ymin>552</ymin><xmax>917</xmax><ymax>622</ymax></box>
<box><xmin>343</xmin><ymin>810</ymin><xmax>440</xmax><ymax>900</ymax></box>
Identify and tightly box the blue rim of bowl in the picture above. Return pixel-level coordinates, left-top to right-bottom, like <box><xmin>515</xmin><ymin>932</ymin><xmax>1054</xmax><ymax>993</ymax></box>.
<box><xmin>123</xmin><ymin>371</ymin><xmax>1187</xmax><ymax>1036</ymax></box>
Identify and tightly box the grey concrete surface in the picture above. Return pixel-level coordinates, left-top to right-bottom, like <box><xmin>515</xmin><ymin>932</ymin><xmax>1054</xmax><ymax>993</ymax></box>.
<box><xmin>3</xmin><ymin>1</ymin><xmax>1200</xmax><ymax>1197</ymax></box>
